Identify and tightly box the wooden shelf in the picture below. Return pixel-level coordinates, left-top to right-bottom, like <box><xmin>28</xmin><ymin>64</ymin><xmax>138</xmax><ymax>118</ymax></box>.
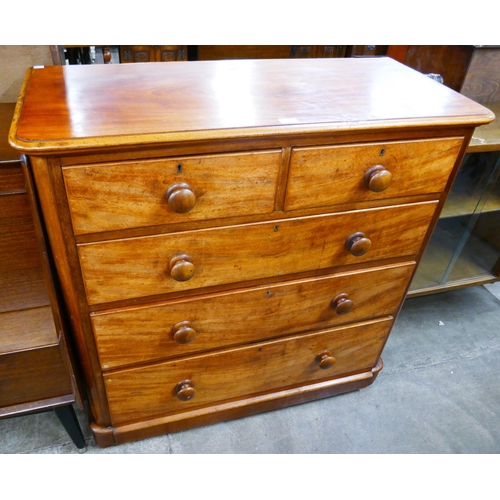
<box><xmin>410</xmin><ymin>219</ymin><xmax>497</xmax><ymax>292</ymax></box>
<box><xmin>440</xmin><ymin>146</ymin><xmax>500</xmax><ymax>219</ymax></box>
<box><xmin>441</xmin><ymin>178</ymin><xmax>500</xmax><ymax>218</ymax></box>
<box><xmin>0</xmin><ymin>306</ymin><xmax>58</xmax><ymax>355</ymax></box>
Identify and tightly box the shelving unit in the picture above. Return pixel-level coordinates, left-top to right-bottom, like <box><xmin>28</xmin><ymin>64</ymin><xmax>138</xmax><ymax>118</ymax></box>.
<box><xmin>0</xmin><ymin>103</ymin><xmax>86</xmax><ymax>450</ymax></box>
<box><xmin>409</xmin><ymin>101</ymin><xmax>500</xmax><ymax>296</ymax></box>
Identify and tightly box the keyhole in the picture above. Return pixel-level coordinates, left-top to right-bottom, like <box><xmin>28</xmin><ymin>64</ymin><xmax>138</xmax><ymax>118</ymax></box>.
<box><xmin>379</xmin><ymin>149</ymin><xmax>385</xmax><ymax>156</ymax></box>
<box><xmin>177</xmin><ymin>164</ymin><xmax>183</xmax><ymax>173</ymax></box>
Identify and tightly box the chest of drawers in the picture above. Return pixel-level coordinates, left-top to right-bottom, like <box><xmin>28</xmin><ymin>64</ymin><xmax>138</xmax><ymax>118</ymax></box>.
<box><xmin>9</xmin><ymin>58</ymin><xmax>493</xmax><ymax>447</ymax></box>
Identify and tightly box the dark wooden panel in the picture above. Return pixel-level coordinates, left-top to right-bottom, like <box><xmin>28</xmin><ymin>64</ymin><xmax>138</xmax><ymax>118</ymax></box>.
<box><xmin>0</xmin><ymin>267</ymin><xmax>50</xmax><ymax>313</ymax></box>
<box><xmin>0</xmin><ymin>194</ymin><xmax>43</xmax><ymax>274</ymax></box>
<box><xmin>0</xmin><ymin>103</ymin><xmax>20</xmax><ymax>163</ymax></box>
<box><xmin>119</xmin><ymin>45</ymin><xmax>155</xmax><ymax>63</ymax></box>
<box><xmin>403</xmin><ymin>45</ymin><xmax>475</xmax><ymax>92</ymax></box>
<box><xmin>0</xmin><ymin>162</ymin><xmax>25</xmax><ymax>194</ymax></box>
<box><xmin>197</xmin><ymin>45</ymin><xmax>294</xmax><ymax>60</ymax></box>
<box><xmin>347</xmin><ymin>45</ymin><xmax>388</xmax><ymax>57</ymax></box>
<box><xmin>0</xmin><ymin>346</ymin><xmax>72</xmax><ymax>408</ymax></box>
<box><xmin>155</xmin><ymin>46</ymin><xmax>187</xmax><ymax>62</ymax></box>
<box><xmin>317</xmin><ymin>45</ymin><xmax>347</xmax><ymax>58</ymax></box>
<box><xmin>460</xmin><ymin>47</ymin><xmax>500</xmax><ymax>103</ymax></box>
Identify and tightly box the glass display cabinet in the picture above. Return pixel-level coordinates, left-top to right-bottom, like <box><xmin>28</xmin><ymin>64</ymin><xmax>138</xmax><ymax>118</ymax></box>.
<box><xmin>409</xmin><ymin>101</ymin><xmax>500</xmax><ymax>296</ymax></box>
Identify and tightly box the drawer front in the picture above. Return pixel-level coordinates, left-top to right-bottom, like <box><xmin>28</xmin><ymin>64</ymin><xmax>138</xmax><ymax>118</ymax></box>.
<box><xmin>63</xmin><ymin>150</ymin><xmax>282</xmax><ymax>234</ymax></box>
<box><xmin>104</xmin><ymin>317</ymin><xmax>392</xmax><ymax>425</ymax></box>
<box><xmin>92</xmin><ymin>262</ymin><xmax>414</xmax><ymax>369</ymax></box>
<box><xmin>285</xmin><ymin>137</ymin><xmax>463</xmax><ymax>211</ymax></box>
<box><xmin>78</xmin><ymin>201</ymin><xmax>436</xmax><ymax>305</ymax></box>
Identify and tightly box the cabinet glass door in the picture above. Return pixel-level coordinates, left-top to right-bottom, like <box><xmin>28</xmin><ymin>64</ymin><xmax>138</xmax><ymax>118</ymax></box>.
<box><xmin>410</xmin><ymin>150</ymin><xmax>500</xmax><ymax>292</ymax></box>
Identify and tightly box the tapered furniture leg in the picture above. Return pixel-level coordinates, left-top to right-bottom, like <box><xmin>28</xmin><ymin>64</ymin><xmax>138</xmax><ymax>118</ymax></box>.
<box><xmin>54</xmin><ymin>405</ymin><xmax>87</xmax><ymax>452</ymax></box>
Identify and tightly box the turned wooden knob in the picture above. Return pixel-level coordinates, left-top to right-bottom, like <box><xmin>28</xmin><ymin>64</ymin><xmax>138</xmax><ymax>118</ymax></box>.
<box><xmin>172</xmin><ymin>320</ymin><xmax>198</xmax><ymax>344</ymax></box>
<box><xmin>175</xmin><ymin>380</ymin><xmax>196</xmax><ymax>401</ymax></box>
<box><xmin>316</xmin><ymin>350</ymin><xmax>336</xmax><ymax>370</ymax></box>
<box><xmin>345</xmin><ymin>232</ymin><xmax>372</xmax><ymax>257</ymax></box>
<box><xmin>364</xmin><ymin>165</ymin><xmax>393</xmax><ymax>192</ymax></box>
<box><xmin>166</xmin><ymin>183</ymin><xmax>196</xmax><ymax>213</ymax></box>
<box><xmin>169</xmin><ymin>254</ymin><xmax>195</xmax><ymax>282</ymax></box>
<box><xmin>330</xmin><ymin>293</ymin><xmax>354</xmax><ymax>315</ymax></box>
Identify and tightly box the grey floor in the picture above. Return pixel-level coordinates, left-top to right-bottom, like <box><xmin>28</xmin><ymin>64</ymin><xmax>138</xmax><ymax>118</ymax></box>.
<box><xmin>1</xmin><ymin>282</ymin><xmax>499</xmax><ymax>454</ymax></box>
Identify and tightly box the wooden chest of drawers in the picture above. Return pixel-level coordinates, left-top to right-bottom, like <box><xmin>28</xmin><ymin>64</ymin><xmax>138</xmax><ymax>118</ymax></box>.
<box><xmin>9</xmin><ymin>58</ymin><xmax>493</xmax><ymax>447</ymax></box>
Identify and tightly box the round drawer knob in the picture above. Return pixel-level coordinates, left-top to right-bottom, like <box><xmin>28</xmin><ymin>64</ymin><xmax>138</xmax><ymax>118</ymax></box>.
<box><xmin>345</xmin><ymin>232</ymin><xmax>372</xmax><ymax>257</ymax></box>
<box><xmin>169</xmin><ymin>254</ymin><xmax>195</xmax><ymax>282</ymax></box>
<box><xmin>330</xmin><ymin>293</ymin><xmax>354</xmax><ymax>315</ymax></box>
<box><xmin>166</xmin><ymin>183</ymin><xmax>196</xmax><ymax>213</ymax></box>
<box><xmin>364</xmin><ymin>165</ymin><xmax>393</xmax><ymax>192</ymax></box>
<box><xmin>316</xmin><ymin>350</ymin><xmax>336</xmax><ymax>370</ymax></box>
<box><xmin>172</xmin><ymin>320</ymin><xmax>198</xmax><ymax>344</ymax></box>
<box><xmin>175</xmin><ymin>379</ymin><xmax>196</xmax><ymax>401</ymax></box>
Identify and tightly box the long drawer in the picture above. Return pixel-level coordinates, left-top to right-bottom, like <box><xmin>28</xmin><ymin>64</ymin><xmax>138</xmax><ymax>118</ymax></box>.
<box><xmin>78</xmin><ymin>201</ymin><xmax>437</xmax><ymax>305</ymax></box>
<box><xmin>285</xmin><ymin>137</ymin><xmax>463</xmax><ymax>211</ymax></box>
<box><xmin>104</xmin><ymin>316</ymin><xmax>393</xmax><ymax>425</ymax></box>
<box><xmin>92</xmin><ymin>262</ymin><xmax>414</xmax><ymax>369</ymax></box>
<box><xmin>62</xmin><ymin>150</ymin><xmax>282</xmax><ymax>234</ymax></box>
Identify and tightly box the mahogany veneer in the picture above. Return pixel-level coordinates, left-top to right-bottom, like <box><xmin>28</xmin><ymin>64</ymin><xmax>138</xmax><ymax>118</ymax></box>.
<box><xmin>9</xmin><ymin>58</ymin><xmax>494</xmax><ymax>447</ymax></box>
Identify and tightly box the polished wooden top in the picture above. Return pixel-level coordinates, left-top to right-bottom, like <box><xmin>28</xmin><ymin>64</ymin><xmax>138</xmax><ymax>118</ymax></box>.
<box><xmin>10</xmin><ymin>58</ymin><xmax>495</xmax><ymax>153</ymax></box>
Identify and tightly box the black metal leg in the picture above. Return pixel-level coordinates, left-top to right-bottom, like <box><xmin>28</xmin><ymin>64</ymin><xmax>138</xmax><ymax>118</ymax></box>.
<box><xmin>54</xmin><ymin>405</ymin><xmax>87</xmax><ymax>451</ymax></box>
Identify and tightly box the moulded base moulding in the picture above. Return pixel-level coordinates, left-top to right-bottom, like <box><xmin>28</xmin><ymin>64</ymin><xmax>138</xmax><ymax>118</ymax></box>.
<box><xmin>89</xmin><ymin>358</ymin><xmax>383</xmax><ymax>448</ymax></box>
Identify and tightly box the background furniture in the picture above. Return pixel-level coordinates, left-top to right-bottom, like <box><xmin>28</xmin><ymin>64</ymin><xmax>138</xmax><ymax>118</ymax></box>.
<box><xmin>409</xmin><ymin>46</ymin><xmax>500</xmax><ymax>295</ymax></box>
<box><xmin>10</xmin><ymin>59</ymin><xmax>492</xmax><ymax>447</ymax></box>
<box><xmin>56</xmin><ymin>45</ymin><xmax>390</xmax><ymax>64</ymax></box>
<box><xmin>120</xmin><ymin>46</ymin><xmax>188</xmax><ymax>63</ymax></box>
<box><xmin>0</xmin><ymin>103</ymin><xmax>86</xmax><ymax>450</ymax></box>
<box><xmin>195</xmin><ymin>45</ymin><xmax>347</xmax><ymax>60</ymax></box>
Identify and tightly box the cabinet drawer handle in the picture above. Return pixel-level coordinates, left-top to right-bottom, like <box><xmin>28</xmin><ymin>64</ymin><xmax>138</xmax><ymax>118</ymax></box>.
<box><xmin>166</xmin><ymin>182</ymin><xmax>196</xmax><ymax>213</ymax></box>
<box><xmin>169</xmin><ymin>254</ymin><xmax>195</xmax><ymax>282</ymax></box>
<box><xmin>175</xmin><ymin>379</ymin><xmax>196</xmax><ymax>401</ymax></box>
<box><xmin>316</xmin><ymin>350</ymin><xmax>336</xmax><ymax>370</ymax></box>
<box><xmin>330</xmin><ymin>293</ymin><xmax>354</xmax><ymax>315</ymax></box>
<box><xmin>172</xmin><ymin>320</ymin><xmax>198</xmax><ymax>344</ymax></box>
<box><xmin>345</xmin><ymin>232</ymin><xmax>372</xmax><ymax>257</ymax></box>
<box><xmin>364</xmin><ymin>165</ymin><xmax>393</xmax><ymax>192</ymax></box>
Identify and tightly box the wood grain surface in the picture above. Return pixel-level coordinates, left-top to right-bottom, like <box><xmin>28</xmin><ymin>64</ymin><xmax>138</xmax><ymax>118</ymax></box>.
<box><xmin>285</xmin><ymin>137</ymin><xmax>463</xmax><ymax>210</ymax></box>
<box><xmin>104</xmin><ymin>317</ymin><xmax>392</xmax><ymax>425</ymax></box>
<box><xmin>0</xmin><ymin>306</ymin><xmax>58</xmax><ymax>354</ymax></box>
<box><xmin>92</xmin><ymin>262</ymin><xmax>414</xmax><ymax>369</ymax></box>
<box><xmin>10</xmin><ymin>58</ymin><xmax>494</xmax><ymax>153</ymax></box>
<box><xmin>63</xmin><ymin>150</ymin><xmax>281</xmax><ymax>234</ymax></box>
<box><xmin>78</xmin><ymin>201</ymin><xmax>436</xmax><ymax>305</ymax></box>
<box><xmin>0</xmin><ymin>346</ymin><xmax>72</xmax><ymax>408</ymax></box>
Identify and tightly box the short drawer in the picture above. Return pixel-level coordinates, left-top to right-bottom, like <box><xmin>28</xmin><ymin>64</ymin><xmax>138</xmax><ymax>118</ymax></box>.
<box><xmin>92</xmin><ymin>262</ymin><xmax>414</xmax><ymax>369</ymax></box>
<box><xmin>104</xmin><ymin>316</ymin><xmax>392</xmax><ymax>425</ymax></box>
<box><xmin>285</xmin><ymin>137</ymin><xmax>463</xmax><ymax>211</ymax></box>
<box><xmin>62</xmin><ymin>150</ymin><xmax>282</xmax><ymax>234</ymax></box>
<box><xmin>78</xmin><ymin>201</ymin><xmax>436</xmax><ymax>305</ymax></box>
